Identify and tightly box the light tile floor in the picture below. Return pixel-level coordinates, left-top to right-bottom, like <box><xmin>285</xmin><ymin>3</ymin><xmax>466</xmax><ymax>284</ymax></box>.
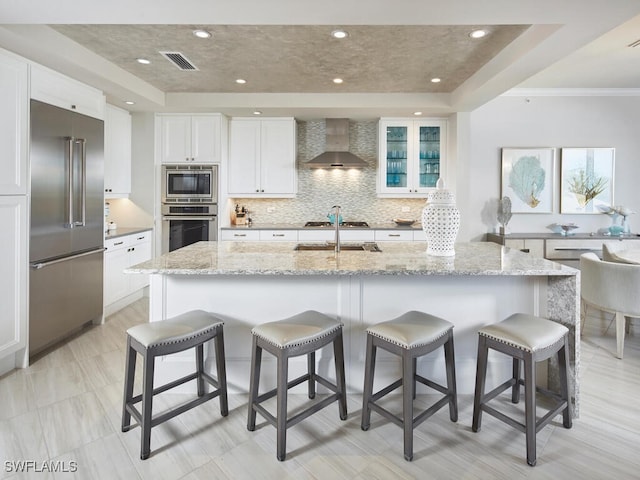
<box><xmin>1</xmin><ymin>299</ymin><xmax>638</xmax><ymax>479</ymax></box>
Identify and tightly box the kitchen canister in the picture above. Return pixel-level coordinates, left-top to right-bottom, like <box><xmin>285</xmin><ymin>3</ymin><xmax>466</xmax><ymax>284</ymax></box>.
<box><xmin>422</xmin><ymin>178</ymin><xmax>460</xmax><ymax>256</ymax></box>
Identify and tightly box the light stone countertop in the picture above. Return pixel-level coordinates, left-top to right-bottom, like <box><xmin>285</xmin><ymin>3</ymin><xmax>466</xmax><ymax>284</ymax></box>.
<box><xmin>126</xmin><ymin>241</ymin><xmax>577</xmax><ymax>277</ymax></box>
<box><xmin>105</xmin><ymin>226</ymin><xmax>153</xmax><ymax>240</ymax></box>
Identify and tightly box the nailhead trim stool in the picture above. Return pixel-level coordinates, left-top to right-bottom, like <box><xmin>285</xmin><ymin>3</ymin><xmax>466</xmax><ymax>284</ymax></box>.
<box><xmin>246</xmin><ymin>310</ymin><xmax>347</xmax><ymax>461</ymax></box>
<box><xmin>121</xmin><ymin>310</ymin><xmax>228</xmax><ymax>460</ymax></box>
<box><xmin>361</xmin><ymin>311</ymin><xmax>458</xmax><ymax>461</ymax></box>
<box><xmin>471</xmin><ymin>313</ymin><xmax>572</xmax><ymax>466</ymax></box>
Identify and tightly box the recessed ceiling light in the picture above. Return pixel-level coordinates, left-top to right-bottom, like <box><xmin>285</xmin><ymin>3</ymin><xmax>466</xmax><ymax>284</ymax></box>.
<box><xmin>413</xmin><ymin>111</ymin><xmax>423</xmax><ymax>116</ymax></box>
<box><xmin>136</xmin><ymin>58</ymin><xmax>151</xmax><ymax>65</ymax></box>
<box><xmin>236</xmin><ymin>78</ymin><xmax>247</xmax><ymax>84</ymax></box>
<box><xmin>431</xmin><ymin>78</ymin><xmax>441</xmax><ymax>83</ymax></box>
<box><xmin>253</xmin><ymin>110</ymin><xmax>262</xmax><ymax>115</ymax></box>
<box><xmin>470</xmin><ymin>29</ymin><xmax>487</xmax><ymax>39</ymax></box>
<box><xmin>124</xmin><ymin>101</ymin><xmax>135</xmax><ymax>105</ymax></box>
<box><xmin>193</xmin><ymin>29</ymin><xmax>212</xmax><ymax>39</ymax></box>
<box><xmin>333</xmin><ymin>78</ymin><xmax>344</xmax><ymax>84</ymax></box>
<box><xmin>331</xmin><ymin>30</ymin><xmax>348</xmax><ymax>39</ymax></box>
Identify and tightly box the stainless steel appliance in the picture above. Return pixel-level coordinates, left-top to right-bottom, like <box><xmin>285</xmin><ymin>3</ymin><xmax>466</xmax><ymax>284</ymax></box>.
<box><xmin>162</xmin><ymin>164</ymin><xmax>217</xmax><ymax>203</ymax></box>
<box><xmin>162</xmin><ymin>203</ymin><xmax>218</xmax><ymax>253</ymax></box>
<box><xmin>29</xmin><ymin>99</ymin><xmax>104</xmax><ymax>355</ymax></box>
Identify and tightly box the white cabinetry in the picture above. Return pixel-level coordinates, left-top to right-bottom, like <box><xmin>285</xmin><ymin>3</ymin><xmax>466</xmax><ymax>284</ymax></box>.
<box><xmin>159</xmin><ymin>115</ymin><xmax>221</xmax><ymax>164</ymax></box>
<box><xmin>104</xmin><ymin>104</ymin><xmax>132</xmax><ymax>196</ymax></box>
<box><xmin>219</xmin><ymin>230</ymin><xmax>261</xmax><ymax>241</ymax></box>
<box><xmin>104</xmin><ymin>231</ymin><xmax>152</xmax><ymax>309</ymax></box>
<box><xmin>228</xmin><ymin>118</ymin><xmax>296</xmax><ymax>197</ymax></box>
<box><xmin>0</xmin><ymin>197</ymin><xmax>28</xmax><ymax>370</ymax></box>
<box><xmin>31</xmin><ymin>63</ymin><xmax>105</xmax><ymax>119</ymax></box>
<box><xmin>374</xmin><ymin>230</ymin><xmax>415</xmax><ymax>241</ymax></box>
<box><xmin>0</xmin><ymin>50</ymin><xmax>28</xmax><ymax>195</ymax></box>
<box><xmin>378</xmin><ymin>118</ymin><xmax>447</xmax><ymax>197</ymax></box>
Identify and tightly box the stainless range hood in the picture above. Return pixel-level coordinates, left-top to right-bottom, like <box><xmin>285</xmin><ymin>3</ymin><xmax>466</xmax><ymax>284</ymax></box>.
<box><xmin>306</xmin><ymin>119</ymin><xmax>369</xmax><ymax>168</ymax></box>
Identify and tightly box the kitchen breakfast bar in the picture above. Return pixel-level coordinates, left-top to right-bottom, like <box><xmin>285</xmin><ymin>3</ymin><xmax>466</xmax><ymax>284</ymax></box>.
<box><xmin>126</xmin><ymin>241</ymin><xmax>581</xmax><ymax>415</ymax></box>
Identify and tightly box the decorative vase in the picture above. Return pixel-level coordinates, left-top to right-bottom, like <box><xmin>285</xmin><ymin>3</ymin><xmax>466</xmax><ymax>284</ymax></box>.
<box><xmin>422</xmin><ymin>178</ymin><xmax>460</xmax><ymax>256</ymax></box>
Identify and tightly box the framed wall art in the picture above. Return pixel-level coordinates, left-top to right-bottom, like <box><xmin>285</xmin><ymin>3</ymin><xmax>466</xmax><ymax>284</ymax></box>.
<box><xmin>501</xmin><ymin>147</ymin><xmax>555</xmax><ymax>213</ymax></box>
<box><xmin>560</xmin><ymin>147</ymin><xmax>614</xmax><ymax>214</ymax></box>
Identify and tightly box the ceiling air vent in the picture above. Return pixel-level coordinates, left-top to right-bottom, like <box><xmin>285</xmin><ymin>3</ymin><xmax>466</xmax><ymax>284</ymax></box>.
<box><xmin>160</xmin><ymin>51</ymin><xmax>199</xmax><ymax>71</ymax></box>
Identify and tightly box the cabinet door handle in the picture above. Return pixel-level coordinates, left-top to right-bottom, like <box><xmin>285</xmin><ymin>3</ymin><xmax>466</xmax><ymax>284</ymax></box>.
<box><xmin>234</xmin><ymin>233</ymin><xmax>247</xmax><ymax>237</ymax></box>
<box><xmin>272</xmin><ymin>233</ymin><xmax>285</xmax><ymax>237</ymax></box>
<box><xmin>114</xmin><ymin>241</ymin><xmax>124</xmax><ymax>246</ymax></box>
<box><xmin>388</xmin><ymin>234</ymin><xmax>401</xmax><ymax>237</ymax></box>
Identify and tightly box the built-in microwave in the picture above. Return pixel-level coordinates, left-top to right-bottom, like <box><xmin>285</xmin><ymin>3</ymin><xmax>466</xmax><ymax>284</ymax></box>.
<box><xmin>162</xmin><ymin>164</ymin><xmax>218</xmax><ymax>203</ymax></box>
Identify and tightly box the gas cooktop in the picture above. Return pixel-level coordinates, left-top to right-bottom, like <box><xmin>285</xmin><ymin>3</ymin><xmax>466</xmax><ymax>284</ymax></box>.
<box><xmin>304</xmin><ymin>221</ymin><xmax>369</xmax><ymax>228</ymax></box>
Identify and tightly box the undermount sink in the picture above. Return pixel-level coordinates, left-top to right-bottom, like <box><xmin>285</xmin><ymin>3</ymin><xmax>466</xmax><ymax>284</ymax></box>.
<box><xmin>294</xmin><ymin>243</ymin><xmax>382</xmax><ymax>252</ymax></box>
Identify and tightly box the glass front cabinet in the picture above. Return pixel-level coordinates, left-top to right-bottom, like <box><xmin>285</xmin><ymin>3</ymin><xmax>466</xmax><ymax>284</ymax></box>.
<box><xmin>378</xmin><ymin>118</ymin><xmax>446</xmax><ymax>196</ymax></box>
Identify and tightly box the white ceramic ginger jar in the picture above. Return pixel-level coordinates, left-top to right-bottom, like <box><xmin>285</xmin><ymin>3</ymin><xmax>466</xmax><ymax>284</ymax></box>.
<box><xmin>422</xmin><ymin>178</ymin><xmax>460</xmax><ymax>256</ymax></box>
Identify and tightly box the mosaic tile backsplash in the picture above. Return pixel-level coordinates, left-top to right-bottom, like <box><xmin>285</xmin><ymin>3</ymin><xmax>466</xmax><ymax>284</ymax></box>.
<box><xmin>230</xmin><ymin>120</ymin><xmax>426</xmax><ymax>225</ymax></box>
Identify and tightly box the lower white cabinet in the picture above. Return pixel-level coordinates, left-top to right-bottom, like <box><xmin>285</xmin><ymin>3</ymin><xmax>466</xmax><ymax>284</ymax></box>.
<box><xmin>104</xmin><ymin>231</ymin><xmax>152</xmax><ymax>307</ymax></box>
<box><xmin>220</xmin><ymin>230</ymin><xmax>261</xmax><ymax>241</ymax></box>
<box><xmin>0</xmin><ymin>196</ymin><xmax>27</xmax><ymax>372</ymax></box>
<box><xmin>375</xmin><ymin>230</ymin><xmax>414</xmax><ymax>241</ymax></box>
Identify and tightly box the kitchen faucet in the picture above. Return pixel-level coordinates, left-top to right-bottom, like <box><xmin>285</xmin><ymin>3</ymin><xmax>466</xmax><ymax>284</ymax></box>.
<box><xmin>332</xmin><ymin>205</ymin><xmax>341</xmax><ymax>253</ymax></box>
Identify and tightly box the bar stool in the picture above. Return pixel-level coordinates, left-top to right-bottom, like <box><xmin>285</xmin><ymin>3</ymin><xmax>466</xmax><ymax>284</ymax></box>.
<box><xmin>472</xmin><ymin>313</ymin><xmax>572</xmax><ymax>466</ymax></box>
<box><xmin>121</xmin><ymin>310</ymin><xmax>228</xmax><ymax>460</ymax></box>
<box><xmin>361</xmin><ymin>311</ymin><xmax>458</xmax><ymax>461</ymax></box>
<box><xmin>246</xmin><ymin>310</ymin><xmax>347</xmax><ymax>461</ymax></box>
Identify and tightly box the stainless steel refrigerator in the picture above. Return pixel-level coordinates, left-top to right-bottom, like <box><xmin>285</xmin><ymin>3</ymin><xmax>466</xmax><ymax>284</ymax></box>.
<box><xmin>29</xmin><ymin>99</ymin><xmax>104</xmax><ymax>355</ymax></box>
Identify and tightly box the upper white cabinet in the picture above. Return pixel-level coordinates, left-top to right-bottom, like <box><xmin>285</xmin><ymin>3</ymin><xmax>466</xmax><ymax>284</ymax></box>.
<box><xmin>228</xmin><ymin>117</ymin><xmax>296</xmax><ymax>197</ymax></box>
<box><xmin>378</xmin><ymin>118</ymin><xmax>447</xmax><ymax>197</ymax></box>
<box><xmin>30</xmin><ymin>63</ymin><xmax>105</xmax><ymax>120</ymax></box>
<box><xmin>159</xmin><ymin>114</ymin><xmax>222</xmax><ymax>164</ymax></box>
<box><xmin>104</xmin><ymin>104</ymin><xmax>132</xmax><ymax>197</ymax></box>
<box><xmin>0</xmin><ymin>49</ymin><xmax>28</xmax><ymax>195</ymax></box>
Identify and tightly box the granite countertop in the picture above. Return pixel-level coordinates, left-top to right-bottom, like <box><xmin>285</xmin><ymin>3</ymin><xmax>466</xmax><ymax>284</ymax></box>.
<box><xmin>105</xmin><ymin>227</ymin><xmax>153</xmax><ymax>240</ymax></box>
<box><xmin>126</xmin><ymin>241</ymin><xmax>577</xmax><ymax>277</ymax></box>
<box><xmin>487</xmin><ymin>232</ymin><xmax>640</xmax><ymax>240</ymax></box>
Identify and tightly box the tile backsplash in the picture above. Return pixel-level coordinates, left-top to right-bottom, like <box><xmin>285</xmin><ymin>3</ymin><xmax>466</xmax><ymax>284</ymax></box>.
<box><xmin>231</xmin><ymin>120</ymin><xmax>425</xmax><ymax>225</ymax></box>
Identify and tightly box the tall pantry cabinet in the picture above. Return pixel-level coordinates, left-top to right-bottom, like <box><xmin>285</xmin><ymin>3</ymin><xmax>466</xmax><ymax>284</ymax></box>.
<box><xmin>0</xmin><ymin>48</ymin><xmax>28</xmax><ymax>374</ymax></box>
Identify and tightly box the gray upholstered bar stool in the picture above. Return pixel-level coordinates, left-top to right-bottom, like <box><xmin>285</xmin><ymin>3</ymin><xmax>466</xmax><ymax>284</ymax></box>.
<box><xmin>361</xmin><ymin>311</ymin><xmax>458</xmax><ymax>461</ymax></box>
<box><xmin>247</xmin><ymin>310</ymin><xmax>347</xmax><ymax>461</ymax></box>
<box><xmin>121</xmin><ymin>310</ymin><xmax>228</xmax><ymax>460</ymax></box>
<box><xmin>472</xmin><ymin>313</ymin><xmax>572</xmax><ymax>466</ymax></box>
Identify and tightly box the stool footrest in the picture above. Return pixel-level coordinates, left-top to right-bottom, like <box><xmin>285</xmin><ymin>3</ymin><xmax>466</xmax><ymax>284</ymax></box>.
<box><xmin>254</xmin><ymin>373</ymin><xmax>311</xmax><ymax>405</ymax></box>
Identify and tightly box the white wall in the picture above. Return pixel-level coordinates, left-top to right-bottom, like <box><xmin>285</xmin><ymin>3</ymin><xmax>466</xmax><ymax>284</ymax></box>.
<box><xmin>462</xmin><ymin>94</ymin><xmax>640</xmax><ymax>241</ymax></box>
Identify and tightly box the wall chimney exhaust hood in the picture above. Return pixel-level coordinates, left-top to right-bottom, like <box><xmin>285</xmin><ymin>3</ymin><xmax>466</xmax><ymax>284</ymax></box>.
<box><xmin>306</xmin><ymin>119</ymin><xmax>369</xmax><ymax>168</ymax></box>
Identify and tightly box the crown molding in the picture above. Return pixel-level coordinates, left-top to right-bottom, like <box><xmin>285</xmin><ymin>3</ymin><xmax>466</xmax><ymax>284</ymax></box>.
<box><xmin>504</xmin><ymin>88</ymin><xmax>640</xmax><ymax>97</ymax></box>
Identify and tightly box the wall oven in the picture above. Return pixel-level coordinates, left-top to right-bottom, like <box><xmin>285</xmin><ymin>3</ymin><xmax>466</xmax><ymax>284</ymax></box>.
<box><xmin>162</xmin><ymin>164</ymin><xmax>217</xmax><ymax>203</ymax></box>
<box><xmin>161</xmin><ymin>164</ymin><xmax>219</xmax><ymax>253</ymax></box>
<box><xmin>161</xmin><ymin>203</ymin><xmax>218</xmax><ymax>253</ymax></box>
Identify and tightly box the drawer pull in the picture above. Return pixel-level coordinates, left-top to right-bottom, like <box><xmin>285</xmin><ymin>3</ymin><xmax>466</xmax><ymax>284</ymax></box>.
<box><xmin>554</xmin><ymin>247</ymin><xmax>600</xmax><ymax>251</ymax></box>
<box><xmin>388</xmin><ymin>234</ymin><xmax>401</xmax><ymax>237</ymax></box>
<box><xmin>272</xmin><ymin>234</ymin><xmax>285</xmax><ymax>237</ymax></box>
<box><xmin>234</xmin><ymin>234</ymin><xmax>247</xmax><ymax>237</ymax></box>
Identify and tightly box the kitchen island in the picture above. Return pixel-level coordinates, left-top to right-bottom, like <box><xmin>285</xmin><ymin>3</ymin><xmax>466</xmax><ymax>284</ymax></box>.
<box><xmin>127</xmin><ymin>241</ymin><xmax>581</xmax><ymax>415</ymax></box>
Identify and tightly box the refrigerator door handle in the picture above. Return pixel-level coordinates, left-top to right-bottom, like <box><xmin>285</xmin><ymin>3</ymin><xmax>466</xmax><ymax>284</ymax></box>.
<box><xmin>75</xmin><ymin>138</ymin><xmax>87</xmax><ymax>227</ymax></box>
<box><xmin>30</xmin><ymin>247</ymin><xmax>105</xmax><ymax>270</ymax></box>
<box><xmin>64</xmin><ymin>136</ymin><xmax>74</xmax><ymax>228</ymax></box>
<box><xmin>64</xmin><ymin>137</ymin><xmax>87</xmax><ymax>228</ymax></box>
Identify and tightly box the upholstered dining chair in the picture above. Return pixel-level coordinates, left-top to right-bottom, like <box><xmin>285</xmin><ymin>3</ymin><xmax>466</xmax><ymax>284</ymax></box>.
<box><xmin>602</xmin><ymin>241</ymin><xmax>640</xmax><ymax>264</ymax></box>
<box><xmin>580</xmin><ymin>252</ymin><xmax>640</xmax><ymax>358</ymax></box>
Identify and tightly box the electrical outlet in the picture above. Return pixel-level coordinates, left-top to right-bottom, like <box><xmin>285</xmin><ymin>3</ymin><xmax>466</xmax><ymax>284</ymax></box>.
<box><xmin>267</xmin><ymin>207</ymin><xmax>276</xmax><ymax>213</ymax></box>
<box><xmin>401</xmin><ymin>206</ymin><xmax>411</xmax><ymax>213</ymax></box>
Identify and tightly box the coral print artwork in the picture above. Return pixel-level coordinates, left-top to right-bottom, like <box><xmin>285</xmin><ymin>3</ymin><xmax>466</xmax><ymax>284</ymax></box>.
<box><xmin>560</xmin><ymin>147</ymin><xmax>614</xmax><ymax>214</ymax></box>
<box><xmin>501</xmin><ymin>148</ymin><xmax>555</xmax><ymax>213</ymax></box>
